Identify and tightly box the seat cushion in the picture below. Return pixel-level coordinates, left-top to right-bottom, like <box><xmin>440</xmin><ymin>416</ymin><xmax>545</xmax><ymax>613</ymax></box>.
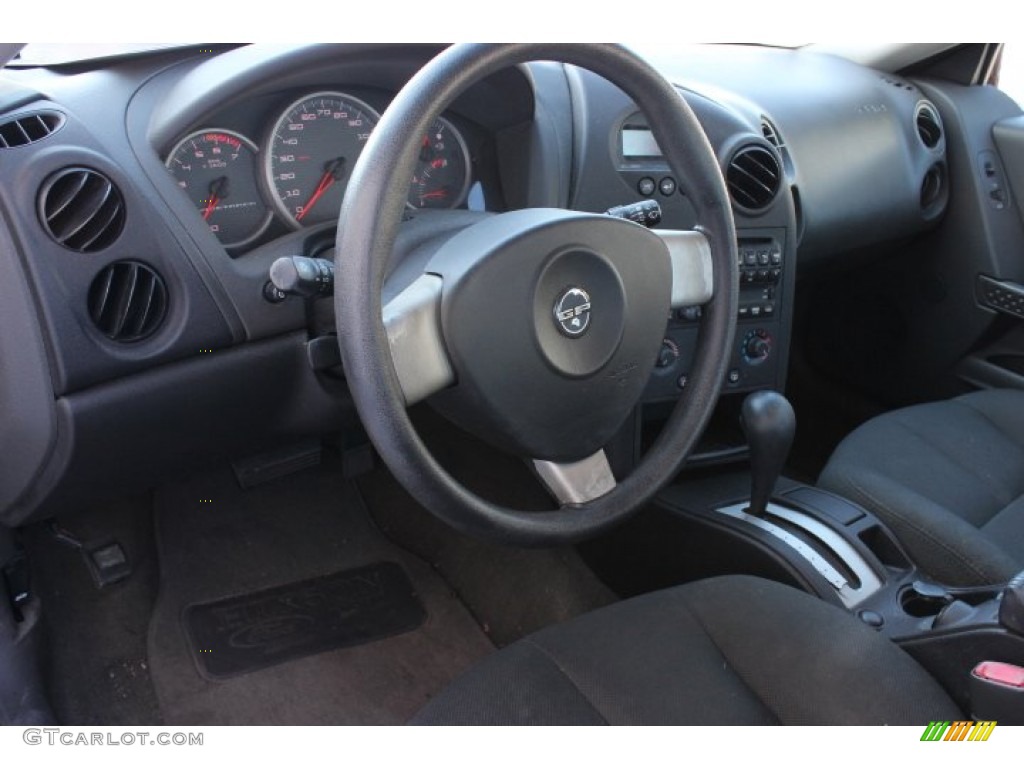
<box><xmin>819</xmin><ymin>389</ymin><xmax>1024</xmax><ymax>585</ymax></box>
<box><xmin>411</xmin><ymin>575</ymin><xmax>960</xmax><ymax>725</ymax></box>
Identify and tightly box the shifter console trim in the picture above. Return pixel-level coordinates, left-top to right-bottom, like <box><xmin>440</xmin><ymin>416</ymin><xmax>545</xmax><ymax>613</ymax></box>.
<box><xmin>716</xmin><ymin>502</ymin><xmax>883</xmax><ymax>608</ymax></box>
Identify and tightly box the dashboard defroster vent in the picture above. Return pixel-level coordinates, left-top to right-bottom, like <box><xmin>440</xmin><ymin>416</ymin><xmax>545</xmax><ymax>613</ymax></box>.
<box><xmin>38</xmin><ymin>167</ymin><xmax>126</xmax><ymax>252</ymax></box>
<box><xmin>88</xmin><ymin>261</ymin><xmax>168</xmax><ymax>342</ymax></box>
<box><xmin>0</xmin><ymin>110</ymin><xmax>64</xmax><ymax>148</ymax></box>
<box><xmin>915</xmin><ymin>103</ymin><xmax>943</xmax><ymax>149</ymax></box>
<box><xmin>726</xmin><ymin>145</ymin><xmax>782</xmax><ymax>212</ymax></box>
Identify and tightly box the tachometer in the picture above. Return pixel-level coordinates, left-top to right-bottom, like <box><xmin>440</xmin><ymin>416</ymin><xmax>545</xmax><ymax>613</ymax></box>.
<box><xmin>408</xmin><ymin>117</ymin><xmax>471</xmax><ymax>209</ymax></box>
<box><xmin>165</xmin><ymin>129</ymin><xmax>271</xmax><ymax>248</ymax></box>
<box><xmin>264</xmin><ymin>91</ymin><xmax>380</xmax><ymax>228</ymax></box>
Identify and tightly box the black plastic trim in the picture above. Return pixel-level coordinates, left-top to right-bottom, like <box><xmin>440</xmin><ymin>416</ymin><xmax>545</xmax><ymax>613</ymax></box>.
<box><xmin>3</xmin><ymin>332</ymin><xmax>351</xmax><ymax>526</ymax></box>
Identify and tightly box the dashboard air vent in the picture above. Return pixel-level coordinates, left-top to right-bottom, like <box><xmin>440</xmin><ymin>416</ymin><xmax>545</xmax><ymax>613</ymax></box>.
<box><xmin>0</xmin><ymin>110</ymin><xmax>64</xmax><ymax>148</ymax></box>
<box><xmin>726</xmin><ymin>145</ymin><xmax>782</xmax><ymax>212</ymax></box>
<box><xmin>88</xmin><ymin>261</ymin><xmax>168</xmax><ymax>342</ymax></box>
<box><xmin>761</xmin><ymin>119</ymin><xmax>784</xmax><ymax>150</ymax></box>
<box><xmin>38</xmin><ymin>167</ymin><xmax>125</xmax><ymax>252</ymax></box>
<box><xmin>915</xmin><ymin>103</ymin><xmax>943</xmax><ymax>149</ymax></box>
<box><xmin>920</xmin><ymin>162</ymin><xmax>946</xmax><ymax>212</ymax></box>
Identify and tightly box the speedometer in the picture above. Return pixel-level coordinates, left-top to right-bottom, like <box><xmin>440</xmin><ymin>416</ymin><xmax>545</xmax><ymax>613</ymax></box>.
<box><xmin>264</xmin><ymin>91</ymin><xmax>380</xmax><ymax>228</ymax></box>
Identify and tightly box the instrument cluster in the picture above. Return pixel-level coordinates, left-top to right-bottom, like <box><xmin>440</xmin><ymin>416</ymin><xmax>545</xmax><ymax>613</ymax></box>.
<box><xmin>164</xmin><ymin>89</ymin><xmax>478</xmax><ymax>252</ymax></box>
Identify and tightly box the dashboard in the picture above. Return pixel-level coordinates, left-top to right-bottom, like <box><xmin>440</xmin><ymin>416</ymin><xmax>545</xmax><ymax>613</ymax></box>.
<box><xmin>0</xmin><ymin>43</ymin><xmax>966</xmax><ymax>526</ymax></box>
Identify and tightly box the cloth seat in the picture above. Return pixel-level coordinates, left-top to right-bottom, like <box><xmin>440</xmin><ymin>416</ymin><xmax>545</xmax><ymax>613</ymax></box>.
<box><xmin>819</xmin><ymin>389</ymin><xmax>1024</xmax><ymax>586</ymax></box>
<box><xmin>412</xmin><ymin>575</ymin><xmax>959</xmax><ymax>725</ymax></box>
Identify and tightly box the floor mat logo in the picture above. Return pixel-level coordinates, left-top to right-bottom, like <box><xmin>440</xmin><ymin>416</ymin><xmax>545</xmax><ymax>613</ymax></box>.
<box><xmin>227</xmin><ymin>615</ymin><xmax>318</xmax><ymax>649</ymax></box>
<box><xmin>184</xmin><ymin>562</ymin><xmax>426</xmax><ymax>679</ymax></box>
<box><xmin>213</xmin><ymin>572</ymin><xmax>388</xmax><ymax>651</ymax></box>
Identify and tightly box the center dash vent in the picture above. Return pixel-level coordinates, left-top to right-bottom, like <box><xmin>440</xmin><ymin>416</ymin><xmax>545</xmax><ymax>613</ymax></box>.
<box><xmin>88</xmin><ymin>261</ymin><xmax>168</xmax><ymax>342</ymax></box>
<box><xmin>38</xmin><ymin>167</ymin><xmax>126</xmax><ymax>252</ymax></box>
<box><xmin>0</xmin><ymin>110</ymin><xmax>64</xmax><ymax>148</ymax></box>
<box><xmin>726</xmin><ymin>145</ymin><xmax>782</xmax><ymax>212</ymax></box>
<box><xmin>915</xmin><ymin>103</ymin><xmax>943</xmax><ymax>149</ymax></box>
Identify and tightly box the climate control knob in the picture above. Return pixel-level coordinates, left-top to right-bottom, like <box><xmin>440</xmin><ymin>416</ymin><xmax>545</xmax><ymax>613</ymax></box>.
<box><xmin>742</xmin><ymin>329</ymin><xmax>772</xmax><ymax>365</ymax></box>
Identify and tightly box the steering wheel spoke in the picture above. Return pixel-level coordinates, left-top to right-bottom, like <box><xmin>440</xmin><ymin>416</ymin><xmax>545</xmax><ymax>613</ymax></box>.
<box><xmin>655</xmin><ymin>229</ymin><xmax>714</xmax><ymax>309</ymax></box>
<box><xmin>533</xmin><ymin>450</ymin><xmax>617</xmax><ymax>506</ymax></box>
<box><xmin>382</xmin><ymin>274</ymin><xmax>455</xmax><ymax>406</ymax></box>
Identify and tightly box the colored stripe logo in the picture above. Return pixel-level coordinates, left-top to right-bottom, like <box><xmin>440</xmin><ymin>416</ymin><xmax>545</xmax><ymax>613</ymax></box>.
<box><xmin>920</xmin><ymin>721</ymin><xmax>997</xmax><ymax>741</ymax></box>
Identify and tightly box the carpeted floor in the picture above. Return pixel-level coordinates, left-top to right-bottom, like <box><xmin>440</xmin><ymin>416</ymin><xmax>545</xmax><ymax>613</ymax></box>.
<box><xmin>27</xmin><ymin>494</ymin><xmax>163</xmax><ymax>726</ymax></box>
<box><xmin>146</xmin><ymin>460</ymin><xmax>493</xmax><ymax>725</ymax></box>
<box><xmin>28</xmin><ymin>438</ymin><xmax>622</xmax><ymax>725</ymax></box>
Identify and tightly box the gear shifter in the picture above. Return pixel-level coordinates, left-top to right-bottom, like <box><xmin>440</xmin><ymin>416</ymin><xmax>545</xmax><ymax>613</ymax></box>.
<box><xmin>740</xmin><ymin>390</ymin><xmax>796</xmax><ymax>518</ymax></box>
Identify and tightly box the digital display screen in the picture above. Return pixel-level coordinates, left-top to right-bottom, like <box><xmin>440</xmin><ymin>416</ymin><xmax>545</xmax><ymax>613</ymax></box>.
<box><xmin>621</xmin><ymin>128</ymin><xmax>662</xmax><ymax>159</ymax></box>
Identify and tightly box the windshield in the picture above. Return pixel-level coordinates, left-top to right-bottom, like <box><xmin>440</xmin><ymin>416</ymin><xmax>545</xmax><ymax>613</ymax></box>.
<box><xmin>7</xmin><ymin>42</ymin><xmax>808</xmax><ymax>68</ymax></box>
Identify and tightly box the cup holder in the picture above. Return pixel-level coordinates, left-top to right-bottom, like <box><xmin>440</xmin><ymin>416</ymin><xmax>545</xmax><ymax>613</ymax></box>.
<box><xmin>900</xmin><ymin>582</ymin><xmax>952</xmax><ymax>617</ymax></box>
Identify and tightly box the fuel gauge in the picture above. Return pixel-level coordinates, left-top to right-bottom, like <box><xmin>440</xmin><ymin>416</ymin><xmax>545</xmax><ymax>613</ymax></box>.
<box><xmin>166</xmin><ymin>129</ymin><xmax>272</xmax><ymax>248</ymax></box>
<box><xmin>407</xmin><ymin>117</ymin><xmax>471</xmax><ymax>210</ymax></box>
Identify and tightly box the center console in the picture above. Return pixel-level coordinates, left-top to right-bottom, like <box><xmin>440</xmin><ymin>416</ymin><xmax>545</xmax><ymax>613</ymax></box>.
<box><xmin>642</xmin><ymin>391</ymin><xmax>1024</xmax><ymax>721</ymax></box>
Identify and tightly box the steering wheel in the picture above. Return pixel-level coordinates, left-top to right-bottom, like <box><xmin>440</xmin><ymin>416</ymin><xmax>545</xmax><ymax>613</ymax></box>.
<box><xmin>335</xmin><ymin>43</ymin><xmax>738</xmax><ymax>546</ymax></box>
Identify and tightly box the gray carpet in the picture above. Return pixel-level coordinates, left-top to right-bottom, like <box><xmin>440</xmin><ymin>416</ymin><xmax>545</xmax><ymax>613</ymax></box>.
<box><xmin>27</xmin><ymin>494</ymin><xmax>163</xmax><ymax>725</ymax></box>
<box><xmin>147</xmin><ymin>460</ymin><xmax>493</xmax><ymax>725</ymax></box>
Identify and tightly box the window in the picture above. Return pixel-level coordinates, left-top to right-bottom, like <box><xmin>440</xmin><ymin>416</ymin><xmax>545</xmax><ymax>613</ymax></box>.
<box><xmin>996</xmin><ymin>45</ymin><xmax>1024</xmax><ymax>108</ymax></box>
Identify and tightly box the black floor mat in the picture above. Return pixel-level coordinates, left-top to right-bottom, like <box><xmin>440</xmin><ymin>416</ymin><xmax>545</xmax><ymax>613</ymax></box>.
<box><xmin>185</xmin><ymin>562</ymin><xmax>425</xmax><ymax>679</ymax></box>
<box><xmin>148</xmin><ymin>458</ymin><xmax>493</xmax><ymax>724</ymax></box>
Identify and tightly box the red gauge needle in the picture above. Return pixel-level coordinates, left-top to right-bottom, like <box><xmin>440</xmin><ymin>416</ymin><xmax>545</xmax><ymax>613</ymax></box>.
<box><xmin>202</xmin><ymin>176</ymin><xmax>228</xmax><ymax>221</ymax></box>
<box><xmin>420</xmin><ymin>190</ymin><xmax>448</xmax><ymax>200</ymax></box>
<box><xmin>419</xmin><ymin>136</ymin><xmax>433</xmax><ymax>162</ymax></box>
<box><xmin>296</xmin><ymin>157</ymin><xmax>346</xmax><ymax>222</ymax></box>
<box><xmin>202</xmin><ymin>196</ymin><xmax>219</xmax><ymax>220</ymax></box>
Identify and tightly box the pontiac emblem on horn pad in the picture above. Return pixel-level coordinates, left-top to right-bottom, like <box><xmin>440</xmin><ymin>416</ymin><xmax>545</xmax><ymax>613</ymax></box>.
<box><xmin>554</xmin><ymin>288</ymin><xmax>592</xmax><ymax>337</ymax></box>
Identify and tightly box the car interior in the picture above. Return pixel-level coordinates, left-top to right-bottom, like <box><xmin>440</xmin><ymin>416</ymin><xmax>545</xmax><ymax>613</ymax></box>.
<box><xmin>1</xmin><ymin>41</ymin><xmax>1023</xmax><ymax>726</ymax></box>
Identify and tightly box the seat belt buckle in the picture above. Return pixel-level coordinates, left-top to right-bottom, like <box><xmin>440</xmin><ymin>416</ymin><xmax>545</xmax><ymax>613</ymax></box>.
<box><xmin>970</xmin><ymin>660</ymin><xmax>1024</xmax><ymax>725</ymax></box>
<box><xmin>1</xmin><ymin>552</ymin><xmax>30</xmax><ymax>622</ymax></box>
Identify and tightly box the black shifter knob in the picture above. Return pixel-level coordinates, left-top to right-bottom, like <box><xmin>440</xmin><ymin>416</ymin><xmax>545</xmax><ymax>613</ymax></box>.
<box><xmin>740</xmin><ymin>390</ymin><xmax>796</xmax><ymax>517</ymax></box>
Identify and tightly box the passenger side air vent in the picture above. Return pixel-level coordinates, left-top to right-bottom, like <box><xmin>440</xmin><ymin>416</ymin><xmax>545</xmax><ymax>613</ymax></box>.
<box><xmin>920</xmin><ymin>162</ymin><xmax>946</xmax><ymax>213</ymax></box>
<box><xmin>726</xmin><ymin>145</ymin><xmax>782</xmax><ymax>212</ymax></box>
<box><xmin>915</xmin><ymin>103</ymin><xmax>943</xmax><ymax>149</ymax></box>
<box><xmin>38</xmin><ymin>167</ymin><xmax>126</xmax><ymax>252</ymax></box>
<box><xmin>0</xmin><ymin>110</ymin><xmax>64</xmax><ymax>148</ymax></box>
<box><xmin>87</xmin><ymin>261</ymin><xmax>168</xmax><ymax>342</ymax></box>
